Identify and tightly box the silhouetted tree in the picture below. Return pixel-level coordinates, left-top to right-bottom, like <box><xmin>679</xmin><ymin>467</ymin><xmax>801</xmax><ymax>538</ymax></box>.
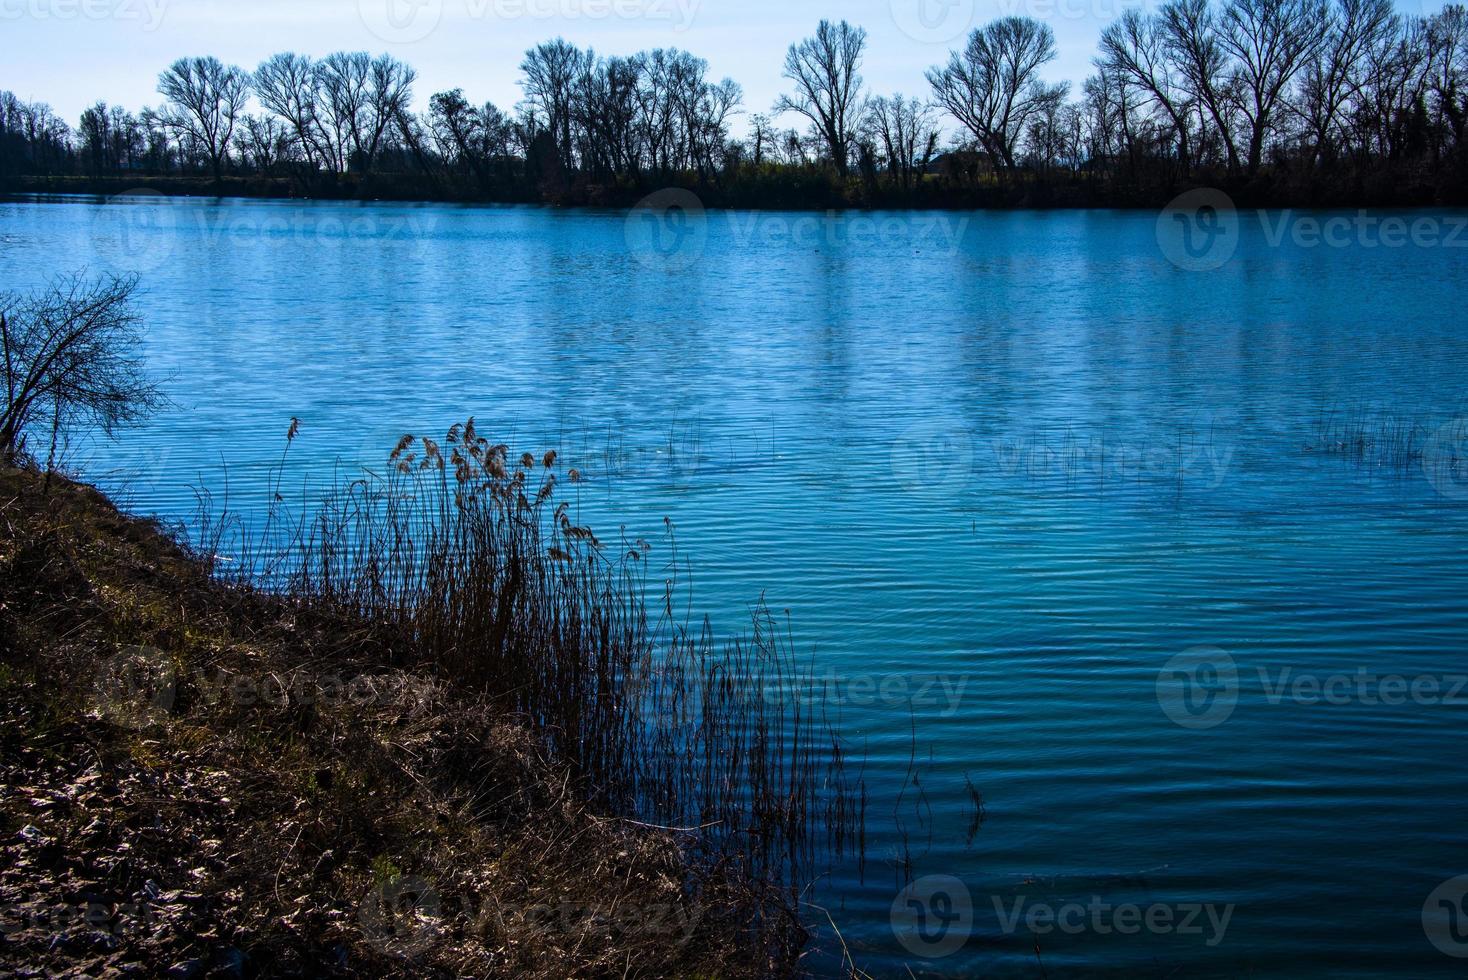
<box><xmin>928</xmin><ymin>17</ymin><xmax>1067</xmax><ymax>173</ymax></box>
<box><xmin>0</xmin><ymin>274</ymin><xmax>164</xmax><ymax>467</ymax></box>
<box><xmin>157</xmin><ymin>56</ymin><xmax>249</xmax><ymax>180</ymax></box>
<box><xmin>5</xmin><ymin>8</ymin><xmax>1466</xmax><ymax>205</ymax></box>
<box><xmin>774</xmin><ymin>20</ymin><xmax>868</xmax><ymax>177</ymax></box>
<box><xmin>864</xmin><ymin>94</ymin><xmax>939</xmax><ymax>188</ymax></box>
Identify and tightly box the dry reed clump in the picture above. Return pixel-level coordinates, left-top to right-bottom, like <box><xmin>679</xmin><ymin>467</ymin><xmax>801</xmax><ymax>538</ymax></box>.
<box><xmin>0</xmin><ymin>457</ymin><xmax>842</xmax><ymax>977</ymax></box>
<box><xmin>207</xmin><ymin>417</ymin><xmax>868</xmax><ymax>898</ymax></box>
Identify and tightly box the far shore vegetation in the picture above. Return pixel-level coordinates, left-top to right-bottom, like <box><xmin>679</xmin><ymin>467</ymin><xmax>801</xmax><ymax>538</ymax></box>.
<box><xmin>3</xmin><ymin>6</ymin><xmax>1468</xmax><ymax>211</ymax></box>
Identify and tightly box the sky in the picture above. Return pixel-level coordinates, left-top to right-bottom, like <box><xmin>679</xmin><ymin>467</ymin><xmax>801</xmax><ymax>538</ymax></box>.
<box><xmin>0</xmin><ymin>0</ymin><xmax>1446</xmax><ymax>137</ymax></box>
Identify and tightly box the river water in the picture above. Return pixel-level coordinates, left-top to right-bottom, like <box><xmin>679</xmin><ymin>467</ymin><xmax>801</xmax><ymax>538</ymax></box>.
<box><xmin>4</xmin><ymin>193</ymin><xmax>1468</xmax><ymax>975</ymax></box>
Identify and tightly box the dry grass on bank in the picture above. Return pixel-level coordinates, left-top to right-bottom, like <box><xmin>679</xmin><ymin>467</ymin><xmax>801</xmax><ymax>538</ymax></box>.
<box><xmin>0</xmin><ymin>465</ymin><xmax>803</xmax><ymax>978</ymax></box>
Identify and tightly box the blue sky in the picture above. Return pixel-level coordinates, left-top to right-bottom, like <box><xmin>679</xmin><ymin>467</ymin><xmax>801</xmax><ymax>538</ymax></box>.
<box><xmin>1</xmin><ymin>0</ymin><xmax>1444</xmax><ymax>137</ymax></box>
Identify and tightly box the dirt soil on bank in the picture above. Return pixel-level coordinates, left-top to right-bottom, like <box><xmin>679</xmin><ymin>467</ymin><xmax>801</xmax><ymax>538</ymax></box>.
<box><xmin>0</xmin><ymin>467</ymin><xmax>784</xmax><ymax>978</ymax></box>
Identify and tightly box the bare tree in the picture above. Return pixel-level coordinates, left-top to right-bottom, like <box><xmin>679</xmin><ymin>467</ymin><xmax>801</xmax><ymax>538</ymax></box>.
<box><xmin>77</xmin><ymin>103</ymin><xmax>107</xmax><ymax>172</ymax></box>
<box><xmin>1296</xmin><ymin>0</ymin><xmax>1399</xmax><ymax>167</ymax></box>
<box><xmin>157</xmin><ymin>56</ymin><xmax>250</xmax><ymax>180</ymax></box>
<box><xmin>428</xmin><ymin>88</ymin><xmax>481</xmax><ymax>177</ymax></box>
<box><xmin>928</xmin><ymin>17</ymin><xmax>1068</xmax><ymax>173</ymax></box>
<box><xmin>520</xmin><ymin>39</ymin><xmax>593</xmax><ymax>172</ymax></box>
<box><xmin>315</xmin><ymin>51</ymin><xmax>372</xmax><ymax>173</ymax></box>
<box><xmin>241</xmin><ymin>114</ymin><xmax>293</xmax><ymax>173</ymax></box>
<box><xmin>575</xmin><ymin>54</ymin><xmax>642</xmax><ymax>177</ymax></box>
<box><xmin>1359</xmin><ymin>15</ymin><xmax>1436</xmax><ymax>160</ymax></box>
<box><xmin>1101</xmin><ymin>9</ymin><xmax>1197</xmax><ymax>174</ymax></box>
<box><xmin>364</xmin><ymin>54</ymin><xmax>417</xmax><ymax>172</ymax></box>
<box><xmin>0</xmin><ymin>274</ymin><xmax>164</xmax><ymax>467</ymax></box>
<box><xmin>134</xmin><ymin>107</ymin><xmax>173</xmax><ymax>171</ymax></box>
<box><xmin>1424</xmin><ymin>4</ymin><xmax>1467</xmax><ymax>155</ymax></box>
<box><xmin>1221</xmin><ymin>0</ymin><xmax>1330</xmax><ymax>174</ymax></box>
<box><xmin>425</xmin><ymin>90</ymin><xmax>506</xmax><ymax>177</ymax></box>
<box><xmin>254</xmin><ymin>53</ymin><xmax>325</xmax><ymax>169</ymax></box>
<box><xmin>1024</xmin><ymin>95</ymin><xmax>1083</xmax><ymax>172</ymax></box>
<box><xmin>748</xmin><ymin>112</ymin><xmax>775</xmax><ymax>166</ymax></box>
<box><xmin>679</xmin><ymin>69</ymin><xmax>742</xmax><ymax>177</ymax></box>
<box><xmin>1159</xmin><ymin>0</ymin><xmax>1244</xmax><ymax>173</ymax></box>
<box><xmin>633</xmin><ymin>49</ymin><xmax>679</xmax><ymax>174</ymax></box>
<box><xmin>633</xmin><ymin>47</ymin><xmax>728</xmax><ymax>175</ymax></box>
<box><xmin>864</xmin><ymin>94</ymin><xmax>939</xmax><ymax>188</ymax></box>
<box><xmin>774</xmin><ymin>19</ymin><xmax>868</xmax><ymax>177</ymax></box>
<box><xmin>5</xmin><ymin>14</ymin><xmax>1462</xmax><ymax>198</ymax></box>
<box><xmin>1082</xmin><ymin>68</ymin><xmax>1125</xmax><ymax>171</ymax></box>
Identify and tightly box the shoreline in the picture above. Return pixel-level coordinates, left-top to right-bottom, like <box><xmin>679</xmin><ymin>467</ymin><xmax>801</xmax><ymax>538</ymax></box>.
<box><xmin>6</xmin><ymin>172</ymin><xmax>1465</xmax><ymax>214</ymax></box>
<box><xmin>0</xmin><ymin>464</ymin><xmax>801</xmax><ymax>977</ymax></box>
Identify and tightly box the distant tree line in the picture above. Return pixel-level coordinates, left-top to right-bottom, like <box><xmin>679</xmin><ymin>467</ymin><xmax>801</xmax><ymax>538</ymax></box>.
<box><xmin>3</xmin><ymin>3</ymin><xmax>1466</xmax><ymax>208</ymax></box>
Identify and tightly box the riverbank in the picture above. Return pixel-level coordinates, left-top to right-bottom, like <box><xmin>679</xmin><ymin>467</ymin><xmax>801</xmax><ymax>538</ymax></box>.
<box><xmin>0</xmin><ymin>465</ymin><xmax>788</xmax><ymax>978</ymax></box>
<box><xmin>6</xmin><ymin>169</ymin><xmax>1462</xmax><ymax>212</ymax></box>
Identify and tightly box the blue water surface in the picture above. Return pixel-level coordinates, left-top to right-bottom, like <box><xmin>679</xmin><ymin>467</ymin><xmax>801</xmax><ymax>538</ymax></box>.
<box><xmin>4</xmin><ymin>195</ymin><xmax>1468</xmax><ymax>976</ymax></box>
